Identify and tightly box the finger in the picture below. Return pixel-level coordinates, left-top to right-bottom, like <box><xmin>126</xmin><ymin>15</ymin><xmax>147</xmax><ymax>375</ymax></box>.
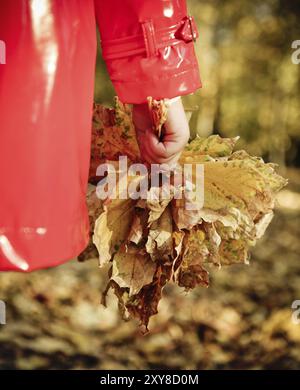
<box><xmin>143</xmin><ymin>143</ymin><xmax>182</xmax><ymax>166</ymax></box>
<box><xmin>138</xmin><ymin>128</ymin><xmax>184</xmax><ymax>166</ymax></box>
<box><xmin>147</xmin><ymin>129</ymin><xmax>188</xmax><ymax>160</ymax></box>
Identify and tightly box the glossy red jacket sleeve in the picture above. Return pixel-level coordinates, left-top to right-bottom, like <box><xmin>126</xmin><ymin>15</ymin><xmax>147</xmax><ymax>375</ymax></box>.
<box><xmin>94</xmin><ymin>0</ymin><xmax>202</xmax><ymax>104</ymax></box>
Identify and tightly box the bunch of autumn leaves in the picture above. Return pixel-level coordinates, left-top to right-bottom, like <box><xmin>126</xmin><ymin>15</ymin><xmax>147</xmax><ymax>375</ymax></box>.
<box><xmin>84</xmin><ymin>98</ymin><xmax>287</xmax><ymax>330</ymax></box>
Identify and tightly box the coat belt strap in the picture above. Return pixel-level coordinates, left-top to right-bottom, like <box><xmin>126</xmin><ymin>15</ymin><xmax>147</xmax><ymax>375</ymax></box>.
<box><xmin>101</xmin><ymin>16</ymin><xmax>199</xmax><ymax>60</ymax></box>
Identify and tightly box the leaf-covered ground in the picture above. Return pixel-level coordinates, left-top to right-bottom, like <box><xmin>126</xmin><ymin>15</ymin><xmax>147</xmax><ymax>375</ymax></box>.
<box><xmin>0</xmin><ymin>168</ymin><xmax>299</xmax><ymax>370</ymax></box>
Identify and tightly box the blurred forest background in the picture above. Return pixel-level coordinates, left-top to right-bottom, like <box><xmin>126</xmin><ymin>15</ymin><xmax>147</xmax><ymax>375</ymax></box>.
<box><xmin>0</xmin><ymin>0</ymin><xmax>300</xmax><ymax>370</ymax></box>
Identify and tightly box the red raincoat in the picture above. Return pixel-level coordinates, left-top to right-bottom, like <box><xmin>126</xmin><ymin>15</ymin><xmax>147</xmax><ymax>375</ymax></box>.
<box><xmin>0</xmin><ymin>0</ymin><xmax>201</xmax><ymax>272</ymax></box>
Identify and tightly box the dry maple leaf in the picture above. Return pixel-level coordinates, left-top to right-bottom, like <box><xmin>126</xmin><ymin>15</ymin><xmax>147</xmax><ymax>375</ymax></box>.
<box><xmin>147</xmin><ymin>97</ymin><xmax>169</xmax><ymax>139</ymax></box>
<box><xmin>89</xmin><ymin>98</ymin><xmax>140</xmax><ymax>183</ymax></box>
<box><xmin>111</xmin><ymin>252</ymin><xmax>156</xmax><ymax>297</ymax></box>
<box><xmin>83</xmin><ymin>97</ymin><xmax>287</xmax><ymax>330</ymax></box>
<box><xmin>93</xmin><ymin>173</ymin><xmax>145</xmax><ymax>267</ymax></box>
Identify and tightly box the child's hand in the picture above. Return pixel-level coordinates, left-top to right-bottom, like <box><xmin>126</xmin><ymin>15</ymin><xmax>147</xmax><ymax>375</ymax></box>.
<box><xmin>132</xmin><ymin>98</ymin><xmax>190</xmax><ymax>168</ymax></box>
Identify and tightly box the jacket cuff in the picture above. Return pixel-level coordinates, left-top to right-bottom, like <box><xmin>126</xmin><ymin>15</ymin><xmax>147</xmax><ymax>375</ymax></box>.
<box><xmin>112</xmin><ymin>66</ymin><xmax>201</xmax><ymax>104</ymax></box>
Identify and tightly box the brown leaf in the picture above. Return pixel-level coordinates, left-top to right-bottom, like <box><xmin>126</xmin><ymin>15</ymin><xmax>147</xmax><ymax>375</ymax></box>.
<box><xmin>145</xmin><ymin>206</ymin><xmax>173</xmax><ymax>261</ymax></box>
<box><xmin>93</xmin><ymin>199</ymin><xmax>135</xmax><ymax>266</ymax></box>
<box><xmin>111</xmin><ymin>252</ymin><xmax>156</xmax><ymax>296</ymax></box>
<box><xmin>126</xmin><ymin>264</ymin><xmax>172</xmax><ymax>331</ymax></box>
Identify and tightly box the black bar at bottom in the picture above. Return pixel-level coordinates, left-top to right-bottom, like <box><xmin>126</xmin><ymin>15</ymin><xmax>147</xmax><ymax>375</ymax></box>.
<box><xmin>0</xmin><ymin>369</ymin><xmax>299</xmax><ymax>387</ymax></box>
